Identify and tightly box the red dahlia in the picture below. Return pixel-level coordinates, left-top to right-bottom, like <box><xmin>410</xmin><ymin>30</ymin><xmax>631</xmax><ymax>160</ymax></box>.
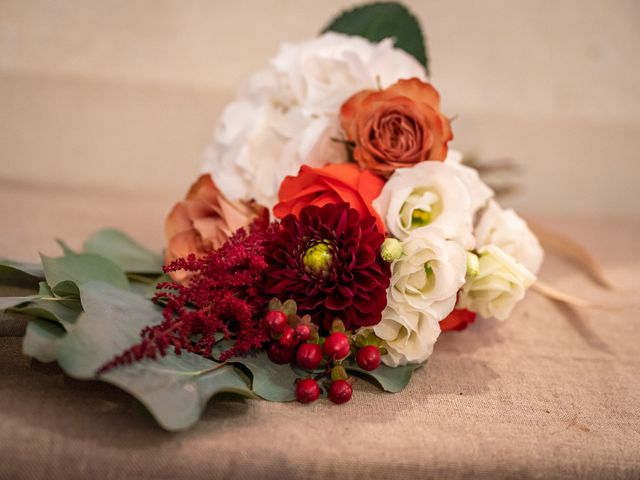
<box><xmin>264</xmin><ymin>203</ymin><xmax>390</xmax><ymax>331</ymax></box>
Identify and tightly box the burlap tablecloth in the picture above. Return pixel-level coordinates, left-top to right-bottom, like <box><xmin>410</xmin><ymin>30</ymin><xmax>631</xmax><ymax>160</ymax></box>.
<box><xmin>0</xmin><ymin>181</ymin><xmax>638</xmax><ymax>479</ymax></box>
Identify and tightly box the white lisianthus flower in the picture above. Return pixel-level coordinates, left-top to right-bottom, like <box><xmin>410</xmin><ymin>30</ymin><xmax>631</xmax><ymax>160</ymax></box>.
<box><xmin>388</xmin><ymin>228</ymin><xmax>467</xmax><ymax>317</ymax></box>
<box><xmin>374</xmin><ymin>301</ymin><xmax>441</xmax><ymax>367</ymax></box>
<box><xmin>372</xmin><ymin>161</ymin><xmax>477</xmax><ymax>248</ymax></box>
<box><xmin>202</xmin><ymin>32</ymin><xmax>427</xmax><ymax>208</ymax></box>
<box><xmin>373</xmin><ymin>228</ymin><xmax>466</xmax><ymax>366</ymax></box>
<box><xmin>444</xmin><ymin>150</ymin><xmax>494</xmax><ymax>215</ymax></box>
<box><xmin>475</xmin><ymin>200</ymin><xmax>544</xmax><ymax>274</ymax></box>
<box><xmin>458</xmin><ymin>245</ymin><xmax>536</xmax><ymax>320</ymax></box>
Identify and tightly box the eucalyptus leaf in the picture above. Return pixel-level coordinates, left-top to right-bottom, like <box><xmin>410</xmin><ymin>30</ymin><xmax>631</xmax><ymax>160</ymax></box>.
<box><xmin>11</xmin><ymin>283</ymin><xmax>81</xmax><ymax>328</ymax></box>
<box><xmin>41</xmin><ymin>253</ymin><xmax>130</xmax><ymax>292</ymax></box>
<box><xmin>23</xmin><ymin>318</ymin><xmax>66</xmax><ymax>363</ymax></box>
<box><xmin>12</xmin><ymin>301</ymin><xmax>81</xmax><ymax>329</ymax></box>
<box><xmin>322</xmin><ymin>1</ymin><xmax>429</xmax><ymax>72</ymax></box>
<box><xmin>213</xmin><ymin>340</ymin><xmax>302</xmax><ymax>402</ymax></box>
<box><xmin>345</xmin><ymin>358</ymin><xmax>421</xmax><ymax>393</ymax></box>
<box><xmin>84</xmin><ymin>229</ymin><xmax>164</xmax><ymax>274</ymax></box>
<box><xmin>56</xmin><ymin>281</ymin><xmax>253</xmax><ymax>431</ymax></box>
<box><xmin>103</xmin><ymin>359</ymin><xmax>254</xmax><ymax>431</ymax></box>
<box><xmin>0</xmin><ymin>262</ymin><xmax>42</xmax><ymax>289</ymax></box>
<box><xmin>0</xmin><ymin>295</ymin><xmax>40</xmax><ymax>310</ymax></box>
<box><xmin>229</xmin><ymin>351</ymin><xmax>302</xmax><ymax>402</ymax></box>
<box><xmin>55</xmin><ymin>238</ymin><xmax>76</xmax><ymax>256</ymax></box>
<box><xmin>128</xmin><ymin>273</ymin><xmax>170</xmax><ymax>299</ymax></box>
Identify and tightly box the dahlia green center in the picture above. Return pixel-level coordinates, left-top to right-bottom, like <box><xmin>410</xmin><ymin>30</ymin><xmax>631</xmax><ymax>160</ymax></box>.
<box><xmin>303</xmin><ymin>241</ymin><xmax>333</xmax><ymax>277</ymax></box>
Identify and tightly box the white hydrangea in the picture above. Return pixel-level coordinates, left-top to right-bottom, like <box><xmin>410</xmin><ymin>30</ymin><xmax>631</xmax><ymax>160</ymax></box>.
<box><xmin>202</xmin><ymin>32</ymin><xmax>427</xmax><ymax>208</ymax></box>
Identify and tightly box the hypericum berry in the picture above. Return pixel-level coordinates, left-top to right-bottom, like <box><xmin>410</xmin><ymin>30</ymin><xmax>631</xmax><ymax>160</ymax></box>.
<box><xmin>328</xmin><ymin>379</ymin><xmax>352</xmax><ymax>404</ymax></box>
<box><xmin>264</xmin><ymin>310</ymin><xmax>288</xmax><ymax>334</ymax></box>
<box><xmin>278</xmin><ymin>326</ymin><xmax>296</xmax><ymax>348</ymax></box>
<box><xmin>322</xmin><ymin>332</ymin><xmax>350</xmax><ymax>360</ymax></box>
<box><xmin>267</xmin><ymin>342</ymin><xmax>293</xmax><ymax>364</ymax></box>
<box><xmin>296</xmin><ymin>343</ymin><xmax>323</xmax><ymax>370</ymax></box>
<box><xmin>356</xmin><ymin>345</ymin><xmax>381</xmax><ymax>371</ymax></box>
<box><xmin>296</xmin><ymin>378</ymin><xmax>320</xmax><ymax>404</ymax></box>
<box><xmin>294</xmin><ymin>324</ymin><xmax>311</xmax><ymax>343</ymax></box>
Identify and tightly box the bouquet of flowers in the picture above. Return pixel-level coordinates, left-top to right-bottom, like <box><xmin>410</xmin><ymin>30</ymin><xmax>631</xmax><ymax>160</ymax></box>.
<box><xmin>0</xmin><ymin>2</ymin><xmax>547</xmax><ymax>431</ymax></box>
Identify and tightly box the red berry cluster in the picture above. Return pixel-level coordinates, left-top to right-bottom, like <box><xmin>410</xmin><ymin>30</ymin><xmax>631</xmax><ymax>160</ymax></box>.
<box><xmin>263</xmin><ymin>299</ymin><xmax>382</xmax><ymax>404</ymax></box>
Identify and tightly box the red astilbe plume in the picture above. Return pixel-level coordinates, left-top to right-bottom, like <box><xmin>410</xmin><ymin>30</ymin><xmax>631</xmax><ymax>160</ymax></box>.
<box><xmin>264</xmin><ymin>203</ymin><xmax>391</xmax><ymax>331</ymax></box>
<box><xmin>98</xmin><ymin>221</ymin><xmax>278</xmax><ymax>374</ymax></box>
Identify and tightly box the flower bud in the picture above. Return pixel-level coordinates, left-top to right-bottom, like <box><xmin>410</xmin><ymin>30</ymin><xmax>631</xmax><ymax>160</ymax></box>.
<box><xmin>381</xmin><ymin>238</ymin><xmax>403</xmax><ymax>262</ymax></box>
<box><xmin>466</xmin><ymin>251</ymin><xmax>480</xmax><ymax>278</ymax></box>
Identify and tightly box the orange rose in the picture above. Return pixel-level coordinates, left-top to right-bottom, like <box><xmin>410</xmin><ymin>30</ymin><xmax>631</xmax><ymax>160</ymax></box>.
<box><xmin>340</xmin><ymin>78</ymin><xmax>452</xmax><ymax>177</ymax></box>
<box><xmin>165</xmin><ymin>174</ymin><xmax>268</xmax><ymax>282</ymax></box>
<box><xmin>274</xmin><ymin>163</ymin><xmax>385</xmax><ymax>233</ymax></box>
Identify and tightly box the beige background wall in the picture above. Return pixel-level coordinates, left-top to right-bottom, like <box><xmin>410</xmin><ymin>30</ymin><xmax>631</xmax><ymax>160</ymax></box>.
<box><xmin>1</xmin><ymin>0</ymin><xmax>639</xmax><ymax>219</ymax></box>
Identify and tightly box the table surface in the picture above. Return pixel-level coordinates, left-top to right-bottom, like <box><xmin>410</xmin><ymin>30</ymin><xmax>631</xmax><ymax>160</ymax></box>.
<box><xmin>0</xmin><ymin>180</ymin><xmax>639</xmax><ymax>480</ymax></box>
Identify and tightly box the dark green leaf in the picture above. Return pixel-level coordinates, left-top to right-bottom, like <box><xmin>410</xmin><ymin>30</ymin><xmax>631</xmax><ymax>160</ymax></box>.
<box><xmin>0</xmin><ymin>262</ymin><xmax>42</xmax><ymax>289</ymax></box>
<box><xmin>322</xmin><ymin>2</ymin><xmax>428</xmax><ymax>72</ymax></box>
<box><xmin>83</xmin><ymin>229</ymin><xmax>164</xmax><ymax>274</ymax></box>
<box><xmin>344</xmin><ymin>358</ymin><xmax>421</xmax><ymax>393</ymax></box>
<box><xmin>41</xmin><ymin>253</ymin><xmax>130</xmax><ymax>292</ymax></box>
<box><xmin>56</xmin><ymin>281</ymin><xmax>253</xmax><ymax>431</ymax></box>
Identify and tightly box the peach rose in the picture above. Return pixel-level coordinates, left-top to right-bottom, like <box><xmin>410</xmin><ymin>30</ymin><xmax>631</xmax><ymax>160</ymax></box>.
<box><xmin>340</xmin><ymin>78</ymin><xmax>452</xmax><ymax>177</ymax></box>
<box><xmin>165</xmin><ymin>174</ymin><xmax>268</xmax><ymax>282</ymax></box>
<box><xmin>274</xmin><ymin>163</ymin><xmax>385</xmax><ymax>233</ymax></box>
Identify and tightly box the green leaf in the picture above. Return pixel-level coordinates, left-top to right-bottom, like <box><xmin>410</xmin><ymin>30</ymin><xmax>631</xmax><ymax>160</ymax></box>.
<box><xmin>56</xmin><ymin>281</ymin><xmax>253</xmax><ymax>431</ymax></box>
<box><xmin>0</xmin><ymin>294</ymin><xmax>40</xmax><ymax>310</ymax></box>
<box><xmin>344</xmin><ymin>358</ymin><xmax>421</xmax><ymax>393</ymax></box>
<box><xmin>11</xmin><ymin>283</ymin><xmax>81</xmax><ymax>328</ymax></box>
<box><xmin>83</xmin><ymin>229</ymin><xmax>164</xmax><ymax>274</ymax></box>
<box><xmin>322</xmin><ymin>2</ymin><xmax>429</xmax><ymax>72</ymax></box>
<box><xmin>213</xmin><ymin>340</ymin><xmax>303</xmax><ymax>402</ymax></box>
<box><xmin>41</xmin><ymin>253</ymin><xmax>130</xmax><ymax>292</ymax></box>
<box><xmin>23</xmin><ymin>318</ymin><xmax>66</xmax><ymax>363</ymax></box>
<box><xmin>55</xmin><ymin>238</ymin><xmax>76</xmax><ymax>256</ymax></box>
<box><xmin>103</xmin><ymin>359</ymin><xmax>253</xmax><ymax>431</ymax></box>
<box><xmin>229</xmin><ymin>351</ymin><xmax>302</xmax><ymax>402</ymax></box>
<box><xmin>128</xmin><ymin>273</ymin><xmax>170</xmax><ymax>299</ymax></box>
<box><xmin>0</xmin><ymin>262</ymin><xmax>42</xmax><ymax>289</ymax></box>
